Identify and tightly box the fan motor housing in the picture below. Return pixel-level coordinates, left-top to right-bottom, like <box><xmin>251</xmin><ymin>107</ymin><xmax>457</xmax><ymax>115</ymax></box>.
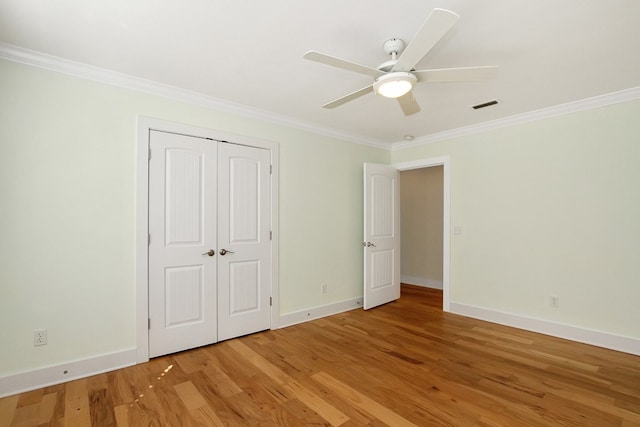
<box><xmin>377</xmin><ymin>60</ymin><xmax>397</xmax><ymax>72</ymax></box>
<box><xmin>383</xmin><ymin>38</ymin><xmax>405</xmax><ymax>55</ymax></box>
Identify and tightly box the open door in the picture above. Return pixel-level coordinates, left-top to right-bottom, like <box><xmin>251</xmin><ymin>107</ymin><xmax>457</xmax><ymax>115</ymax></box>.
<box><xmin>363</xmin><ymin>163</ymin><xmax>400</xmax><ymax>309</ymax></box>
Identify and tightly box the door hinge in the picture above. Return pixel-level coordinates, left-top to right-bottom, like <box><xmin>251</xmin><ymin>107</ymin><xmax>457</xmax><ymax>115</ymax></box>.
<box><xmin>270</xmin><ymin>230</ymin><xmax>272</xmax><ymax>241</ymax></box>
<box><xmin>148</xmin><ymin>233</ymin><xmax>151</xmax><ymax>246</ymax></box>
<box><xmin>148</xmin><ymin>318</ymin><xmax>151</xmax><ymax>330</ymax></box>
<box><xmin>270</xmin><ymin>164</ymin><xmax>272</xmax><ymax>175</ymax></box>
<box><xmin>148</xmin><ymin>148</ymin><xmax>151</xmax><ymax>160</ymax></box>
<box><xmin>270</xmin><ymin>296</ymin><xmax>272</xmax><ymax>306</ymax></box>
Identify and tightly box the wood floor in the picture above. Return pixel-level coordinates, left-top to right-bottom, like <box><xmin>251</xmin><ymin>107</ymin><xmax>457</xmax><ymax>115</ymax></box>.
<box><xmin>2</xmin><ymin>285</ymin><xmax>640</xmax><ymax>426</ymax></box>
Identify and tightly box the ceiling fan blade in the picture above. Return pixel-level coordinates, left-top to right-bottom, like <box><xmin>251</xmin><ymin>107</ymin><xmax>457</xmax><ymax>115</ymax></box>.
<box><xmin>392</xmin><ymin>8</ymin><xmax>459</xmax><ymax>72</ymax></box>
<box><xmin>322</xmin><ymin>85</ymin><xmax>374</xmax><ymax>109</ymax></box>
<box><xmin>304</xmin><ymin>51</ymin><xmax>382</xmax><ymax>77</ymax></box>
<box><xmin>414</xmin><ymin>65</ymin><xmax>499</xmax><ymax>82</ymax></box>
<box><xmin>397</xmin><ymin>92</ymin><xmax>421</xmax><ymax>116</ymax></box>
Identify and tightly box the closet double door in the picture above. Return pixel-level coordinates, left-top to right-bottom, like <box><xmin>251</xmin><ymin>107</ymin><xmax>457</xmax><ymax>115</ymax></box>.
<box><xmin>148</xmin><ymin>130</ymin><xmax>271</xmax><ymax>358</ymax></box>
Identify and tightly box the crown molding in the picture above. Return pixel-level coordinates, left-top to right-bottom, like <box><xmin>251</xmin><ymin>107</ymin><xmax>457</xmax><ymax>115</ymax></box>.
<box><xmin>0</xmin><ymin>42</ymin><xmax>389</xmax><ymax>150</ymax></box>
<box><xmin>391</xmin><ymin>86</ymin><xmax>640</xmax><ymax>151</ymax></box>
<box><xmin>3</xmin><ymin>43</ymin><xmax>639</xmax><ymax>154</ymax></box>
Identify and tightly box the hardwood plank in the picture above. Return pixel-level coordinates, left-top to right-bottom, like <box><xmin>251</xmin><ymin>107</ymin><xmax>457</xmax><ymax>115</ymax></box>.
<box><xmin>280</xmin><ymin>398</ymin><xmax>331</xmax><ymax>426</ymax></box>
<box><xmin>37</xmin><ymin>392</ymin><xmax>59</xmax><ymax>425</ymax></box>
<box><xmin>283</xmin><ymin>379</ymin><xmax>350</xmax><ymax>426</ymax></box>
<box><xmin>16</xmin><ymin>389</ymin><xmax>43</xmax><ymax>408</ymax></box>
<box><xmin>88</xmin><ymin>388</ymin><xmax>116</xmax><ymax>426</ymax></box>
<box><xmin>312</xmin><ymin>371</ymin><xmax>418</xmax><ymax>427</ymax></box>
<box><xmin>63</xmin><ymin>379</ymin><xmax>91</xmax><ymax>427</ymax></box>
<box><xmin>10</xmin><ymin>403</ymin><xmax>39</xmax><ymax>427</ymax></box>
<box><xmin>0</xmin><ymin>394</ymin><xmax>19</xmax><ymax>426</ymax></box>
<box><xmin>225</xmin><ymin>340</ymin><xmax>290</xmax><ymax>384</ymax></box>
<box><xmin>201</xmin><ymin>364</ymin><xmax>242</xmax><ymax>397</ymax></box>
<box><xmin>173</xmin><ymin>381</ymin><xmax>207</xmax><ymax>411</ymax></box>
<box><xmin>227</xmin><ymin>339</ymin><xmax>350</xmax><ymax>426</ymax></box>
<box><xmin>112</xmin><ymin>404</ymin><xmax>129</xmax><ymax>427</ymax></box>
<box><xmin>190</xmin><ymin>404</ymin><xmax>226</xmax><ymax>427</ymax></box>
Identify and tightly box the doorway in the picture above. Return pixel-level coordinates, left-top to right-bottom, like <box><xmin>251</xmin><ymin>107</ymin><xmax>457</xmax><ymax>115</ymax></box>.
<box><xmin>394</xmin><ymin>157</ymin><xmax>450</xmax><ymax>311</ymax></box>
<box><xmin>400</xmin><ymin>166</ymin><xmax>444</xmax><ymax>291</ymax></box>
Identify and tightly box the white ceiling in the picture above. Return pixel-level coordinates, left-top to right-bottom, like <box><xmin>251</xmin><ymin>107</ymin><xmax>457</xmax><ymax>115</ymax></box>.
<box><xmin>1</xmin><ymin>0</ymin><xmax>639</xmax><ymax>147</ymax></box>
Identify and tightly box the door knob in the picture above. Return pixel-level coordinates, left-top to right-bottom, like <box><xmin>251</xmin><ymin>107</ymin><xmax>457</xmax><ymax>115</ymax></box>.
<box><xmin>219</xmin><ymin>249</ymin><xmax>235</xmax><ymax>256</ymax></box>
<box><xmin>201</xmin><ymin>249</ymin><xmax>215</xmax><ymax>256</ymax></box>
<box><xmin>366</xmin><ymin>242</ymin><xmax>376</xmax><ymax>247</ymax></box>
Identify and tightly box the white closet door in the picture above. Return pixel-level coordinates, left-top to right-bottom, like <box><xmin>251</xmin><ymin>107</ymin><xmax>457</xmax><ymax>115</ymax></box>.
<box><xmin>363</xmin><ymin>163</ymin><xmax>400</xmax><ymax>310</ymax></box>
<box><xmin>217</xmin><ymin>143</ymin><xmax>271</xmax><ymax>341</ymax></box>
<box><xmin>148</xmin><ymin>131</ymin><xmax>218</xmax><ymax>357</ymax></box>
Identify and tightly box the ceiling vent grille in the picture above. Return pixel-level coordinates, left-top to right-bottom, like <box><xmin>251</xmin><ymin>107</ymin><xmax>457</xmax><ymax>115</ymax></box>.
<box><xmin>472</xmin><ymin>100</ymin><xmax>498</xmax><ymax>109</ymax></box>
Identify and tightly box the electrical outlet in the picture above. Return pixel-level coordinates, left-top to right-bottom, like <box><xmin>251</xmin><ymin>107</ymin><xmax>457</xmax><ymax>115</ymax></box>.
<box><xmin>321</xmin><ymin>283</ymin><xmax>327</xmax><ymax>294</ymax></box>
<box><xmin>34</xmin><ymin>329</ymin><xmax>47</xmax><ymax>346</ymax></box>
<box><xmin>550</xmin><ymin>296</ymin><xmax>559</xmax><ymax>308</ymax></box>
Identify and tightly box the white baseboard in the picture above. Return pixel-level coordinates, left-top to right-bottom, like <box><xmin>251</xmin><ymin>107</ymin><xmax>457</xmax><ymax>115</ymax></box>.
<box><xmin>277</xmin><ymin>297</ymin><xmax>363</xmax><ymax>329</ymax></box>
<box><xmin>0</xmin><ymin>348</ymin><xmax>137</xmax><ymax>398</ymax></box>
<box><xmin>450</xmin><ymin>302</ymin><xmax>640</xmax><ymax>356</ymax></box>
<box><xmin>401</xmin><ymin>276</ymin><xmax>443</xmax><ymax>290</ymax></box>
<box><xmin>7</xmin><ymin>302</ymin><xmax>635</xmax><ymax>398</ymax></box>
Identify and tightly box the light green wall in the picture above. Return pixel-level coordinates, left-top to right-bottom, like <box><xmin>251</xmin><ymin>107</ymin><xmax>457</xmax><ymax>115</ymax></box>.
<box><xmin>0</xmin><ymin>59</ymin><xmax>388</xmax><ymax>376</ymax></box>
<box><xmin>279</xmin><ymin>134</ymin><xmax>386</xmax><ymax>312</ymax></box>
<box><xmin>392</xmin><ymin>100</ymin><xmax>640</xmax><ymax>339</ymax></box>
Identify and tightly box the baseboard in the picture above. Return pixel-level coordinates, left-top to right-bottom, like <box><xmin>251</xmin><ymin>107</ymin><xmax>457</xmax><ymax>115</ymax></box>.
<box><xmin>450</xmin><ymin>302</ymin><xmax>640</xmax><ymax>356</ymax></box>
<box><xmin>401</xmin><ymin>276</ymin><xmax>443</xmax><ymax>290</ymax></box>
<box><xmin>277</xmin><ymin>297</ymin><xmax>363</xmax><ymax>329</ymax></box>
<box><xmin>0</xmin><ymin>348</ymin><xmax>137</xmax><ymax>398</ymax></box>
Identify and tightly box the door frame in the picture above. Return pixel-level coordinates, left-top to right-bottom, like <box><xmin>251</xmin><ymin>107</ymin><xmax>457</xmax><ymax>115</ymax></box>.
<box><xmin>393</xmin><ymin>156</ymin><xmax>450</xmax><ymax>312</ymax></box>
<box><xmin>135</xmin><ymin>116</ymin><xmax>279</xmax><ymax>363</ymax></box>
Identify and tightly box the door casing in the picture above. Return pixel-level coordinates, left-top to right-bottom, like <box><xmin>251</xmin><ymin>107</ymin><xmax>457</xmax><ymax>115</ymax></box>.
<box><xmin>135</xmin><ymin>117</ymin><xmax>279</xmax><ymax>363</ymax></box>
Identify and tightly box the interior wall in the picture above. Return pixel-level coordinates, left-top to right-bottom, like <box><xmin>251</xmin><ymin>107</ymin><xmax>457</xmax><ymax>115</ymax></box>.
<box><xmin>391</xmin><ymin>98</ymin><xmax>640</xmax><ymax>341</ymax></box>
<box><xmin>0</xmin><ymin>58</ymin><xmax>389</xmax><ymax>377</ymax></box>
<box><xmin>400</xmin><ymin>167</ymin><xmax>443</xmax><ymax>288</ymax></box>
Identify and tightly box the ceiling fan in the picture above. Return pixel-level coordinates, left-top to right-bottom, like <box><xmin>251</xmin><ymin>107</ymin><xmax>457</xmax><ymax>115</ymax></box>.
<box><xmin>303</xmin><ymin>8</ymin><xmax>498</xmax><ymax>116</ymax></box>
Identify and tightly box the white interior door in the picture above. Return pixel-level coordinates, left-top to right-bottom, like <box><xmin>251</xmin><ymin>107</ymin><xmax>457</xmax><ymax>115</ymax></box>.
<box><xmin>363</xmin><ymin>163</ymin><xmax>400</xmax><ymax>309</ymax></box>
<box><xmin>217</xmin><ymin>143</ymin><xmax>271</xmax><ymax>341</ymax></box>
<box><xmin>148</xmin><ymin>130</ymin><xmax>218</xmax><ymax>357</ymax></box>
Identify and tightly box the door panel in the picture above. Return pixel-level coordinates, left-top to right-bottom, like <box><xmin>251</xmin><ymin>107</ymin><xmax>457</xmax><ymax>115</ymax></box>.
<box><xmin>371</xmin><ymin>250</ymin><xmax>394</xmax><ymax>289</ymax></box>
<box><xmin>165</xmin><ymin>148</ymin><xmax>204</xmax><ymax>245</ymax></box>
<box><xmin>371</xmin><ymin>174</ymin><xmax>394</xmax><ymax>237</ymax></box>
<box><xmin>229</xmin><ymin>260</ymin><xmax>260</xmax><ymax>313</ymax></box>
<box><xmin>364</xmin><ymin>163</ymin><xmax>400</xmax><ymax>310</ymax></box>
<box><xmin>217</xmin><ymin>143</ymin><xmax>271</xmax><ymax>341</ymax></box>
<box><xmin>164</xmin><ymin>265</ymin><xmax>204</xmax><ymax>326</ymax></box>
<box><xmin>148</xmin><ymin>130</ymin><xmax>217</xmax><ymax>357</ymax></box>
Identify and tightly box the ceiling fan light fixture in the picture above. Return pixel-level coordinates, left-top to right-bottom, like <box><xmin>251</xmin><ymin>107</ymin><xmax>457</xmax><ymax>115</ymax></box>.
<box><xmin>374</xmin><ymin>72</ymin><xmax>417</xmax><ymax>98</ymax></box>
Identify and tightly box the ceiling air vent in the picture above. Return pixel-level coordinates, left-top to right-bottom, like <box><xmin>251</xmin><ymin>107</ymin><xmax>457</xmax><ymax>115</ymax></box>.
<box><xmin>472</xmin><ymin>100</ymin><xmax>498</xmax><ymax>110</ymax></box>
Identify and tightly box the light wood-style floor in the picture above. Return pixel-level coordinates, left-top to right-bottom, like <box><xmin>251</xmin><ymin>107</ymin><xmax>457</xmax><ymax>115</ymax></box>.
<box><xmin>2</xmin><ymin>285</ymin><xmax>639</xmax><ymax>426</ymax></box>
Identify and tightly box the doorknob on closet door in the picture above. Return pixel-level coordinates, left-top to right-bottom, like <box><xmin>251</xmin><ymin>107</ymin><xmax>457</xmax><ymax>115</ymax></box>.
<box><xmin>202</xmin><ymin>249</ymin><xmax>215</xmax><ymax>256</ymax></box>
<box><xmin>219</xmin><ymin>249</ymin><xmax>234</xmax><ymax>256</ymax></box>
